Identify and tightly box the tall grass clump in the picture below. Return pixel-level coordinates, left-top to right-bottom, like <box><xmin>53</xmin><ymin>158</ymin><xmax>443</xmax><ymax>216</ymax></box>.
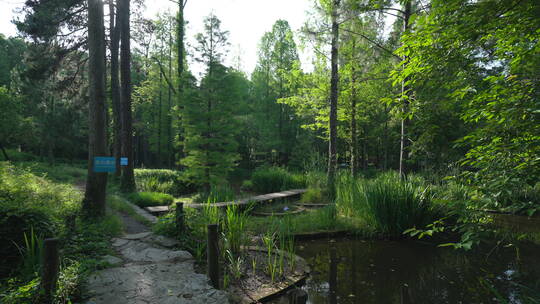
<box><xmin>196</xmin><ymin>183</ymin><xmax>236</xmax><ymax>203</ymax></box>
<box><xmin>223</xmin><ymin>204</ymin><xmax>250</xmax><ymax>255</ymax></box>
<box><xmin>135</xmin><ymin>169</ymin><xmax>196</xmax><ymax>196</ymax></box>
<box><xmin>251</xmin><ymin>167</ymin><xmax>306</xmax><ymax>193</ymax></box>
<box><xmin>336</xmin><ymin>172</ymin><xmax>442</xmax><ymax>237</ymax></box>
<box><xmin>127</xmin><ymin>191</ymin><xmax>174</xmax><ymax>207</ymax></box>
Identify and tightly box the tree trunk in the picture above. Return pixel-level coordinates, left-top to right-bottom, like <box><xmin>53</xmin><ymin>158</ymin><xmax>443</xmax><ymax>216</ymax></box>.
<box><xmin>47</xmin><ymin>95</ymin><xmax>55</xmax><ymax>165</ymax></box>
<box><xmin>399</xmin><ymin>0</ymin><xmax>412</xmax><ymax>178</ymax></box>
<box><xmin>327</xmin><ymin>0</ymin><xmax>340</xmax><ymax>199</ymax></box>
<box><xmin>119</xmin><ymin>0</ymin><xmax>136</xmax><ymax>192</ymax></box>
<box><xmin>0</xmin><ymin>142</ymin><xmax>9</xmax><ymax>161</ymax></box>
<box><xmin>167</xmin><ymin>22</ymin><xmax>173</xmax><ymax>167</ymax></box>
<box><xmin>176</xmin><ymin>1</ymin><xmax>186</xmax><ymax>161</ymax></box>
<box><xmin>158</xmin><ymin>51</ymin><xmax>163</xmax><ymax>167</ymax></box>
<box><xmin>83</xmin><ymin>0</ymin><xmax>108</xmax><ymax>217</ymax></box>
<box><xmin>109</xmin><ymin>0</ymin><xmax>121</xmax><ymax>177</ymax></box>
<box><xmin>350</xmin><ymin>40</ymin><xmax>358</xmax><ymax>177</ymax></box>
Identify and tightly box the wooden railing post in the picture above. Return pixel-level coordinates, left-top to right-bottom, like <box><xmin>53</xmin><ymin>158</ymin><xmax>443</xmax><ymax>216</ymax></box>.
<box><xmin>41</xmin><ymin>238</ymin><xmax>60</xmax><ymax>304</ymax></box>
<box><xmin>401</xmin><ymin>284</ymin><xmax>411</xmax><ymax>304</ymax></box>
<box><xmin>207</xmin><ymin>224</ymin><xmax>220</xmax><ymax>289</ymax></box>
<box><xmin>176</xmin><ymin>202</ymin><xmax>184</xmax><ymax>233</ymax></box>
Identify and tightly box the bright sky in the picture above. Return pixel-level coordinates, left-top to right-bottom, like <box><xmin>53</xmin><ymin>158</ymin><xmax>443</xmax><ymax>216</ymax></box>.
<box><xmin>0</xmin><ymin>0</ymin><xmax>315</xmax><ymax>75</ymax></box>
<box><xmin>153</xmin><ymin>0</ymin><xmax>314</xmax><ymax>75</ymax></box>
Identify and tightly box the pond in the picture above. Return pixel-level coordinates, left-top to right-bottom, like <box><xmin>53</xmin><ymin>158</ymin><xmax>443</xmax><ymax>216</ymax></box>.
<box><xmin>271</xmin><ymin>237</ymin><xmax>540</xmax><ymax>304</ymax></box>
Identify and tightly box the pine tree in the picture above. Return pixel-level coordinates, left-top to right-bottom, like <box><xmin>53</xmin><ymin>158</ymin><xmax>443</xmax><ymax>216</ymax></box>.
<box><xmin>181</xmin><ymin>14</ymin><xmax>240</xmax><ymax>191</ymax></box>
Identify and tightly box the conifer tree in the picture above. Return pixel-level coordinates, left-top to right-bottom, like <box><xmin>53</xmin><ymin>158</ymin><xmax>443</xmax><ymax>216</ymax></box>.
<box><xmin>181</xmin><ymin>14</ymin><xmax>240</xmax><ymax>191</ymax></box>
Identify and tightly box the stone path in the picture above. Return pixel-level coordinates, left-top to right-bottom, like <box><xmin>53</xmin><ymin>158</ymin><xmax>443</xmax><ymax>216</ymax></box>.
<box><xmin>84</xmin><ymin>232</ymin><xmax>228</xmax><ymax>304</ymax></box>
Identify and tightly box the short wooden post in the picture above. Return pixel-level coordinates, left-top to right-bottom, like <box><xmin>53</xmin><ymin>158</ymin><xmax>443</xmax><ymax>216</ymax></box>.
<box><xmin>41</xmin><ymin>238</ymin><xmax>60</xmax><ymax>304</ymax></box>
<box><xmin>287</xmin><ymin>288</ymin><xmax>308</xmax><ymax>304</ymax></box>
<box><xmin>176</xmin><ymin>202</ymin><xmax>184</xmax><ymax>233</ymax></box>
<box><xmin>400</xmin><ymin>284</ymin><xmax>411</xmax><ymax>304</ymax></box>
<box><xmin>207</xmin><ymin>224</ymin><xmax>220</xmax><ymax>289</ymax></box>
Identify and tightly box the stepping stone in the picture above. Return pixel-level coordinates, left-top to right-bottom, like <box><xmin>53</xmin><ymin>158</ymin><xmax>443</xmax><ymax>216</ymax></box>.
<box><xmin>119</xmin><ymin>240</ymin><xmax>192</xmax><ymax>263</ymax></box>
<box><xmin>123</xmin><ymin>232</ymin><xmax>152</xmax><ymax>240</ymax></box>
<box><xmin>101</xmin><ymin>255</ymin><xmax>123</xmax><ymax>267</ymax></box>
<box><xmin>148</xmin><ymin>235</ymin><xmax>180</xmax><ymax>248</ymax></box>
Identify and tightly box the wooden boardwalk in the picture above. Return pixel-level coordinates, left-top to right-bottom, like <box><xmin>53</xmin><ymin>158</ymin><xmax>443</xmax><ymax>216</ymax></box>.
<box><xmin>145</xmin><ymin>189</ymin><xmax>307</xmax><ymax>215</ymax></box>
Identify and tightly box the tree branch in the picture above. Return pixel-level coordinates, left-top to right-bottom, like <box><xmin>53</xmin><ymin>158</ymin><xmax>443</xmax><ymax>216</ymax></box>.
<box><xmin>340</xmin><ymin>28</ymin><xmax>401</xmax><ymax>60</ymax></box>
<box><xmin>152</xmin><ymin>56</ymin><xmax>177</xmax><ymax>95</ymax></box>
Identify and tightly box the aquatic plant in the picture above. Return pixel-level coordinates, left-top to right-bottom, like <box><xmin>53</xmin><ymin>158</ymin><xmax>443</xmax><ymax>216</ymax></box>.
<box><xmin>336</xmin><ymin>172</ymin><xmax>441</xmax><ymax>237</ymax></box>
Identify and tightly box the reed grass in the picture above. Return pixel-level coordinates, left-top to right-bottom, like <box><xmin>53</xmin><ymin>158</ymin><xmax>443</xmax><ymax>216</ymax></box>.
<box><xmin>336</xmin><ymin>171</ymin><xmax>442</xmax><ymax>237</ymax></box>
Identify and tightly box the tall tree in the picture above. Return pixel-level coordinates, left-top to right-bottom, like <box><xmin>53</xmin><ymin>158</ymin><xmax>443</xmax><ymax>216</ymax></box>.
<box><xmin>398</xmin><ymin>0</ymin><xmax>412</xmax><ymax>177</ymax></box>
<box><xmin>182</xmin><ymin>14</ymin><xmax>240</xmax><ymax>191</ymax></box>
<box><xmin>176</xmin><ymin>0</ymin><xmax>187</xmax><ymax>161</ymax></box>
<box><xmin>109</xmin><ymin>0</ymin><xmax>122</xmax><ymax>176</ymax></box>
<box><xmin>251</xmin><ymin>20</ymin><xmax>301</xmax><ymax>166</ymax></box>
<box><xmin>118</xmin><ymin>0</ymin><xmax>136</xmax><ymax>192</ymax></box>
<box><xmin>327</xmin><ymin>0</ymin><xmax>340</xmax><ymax>198</ymax></box>
<box><xmin>82</xmin><ymin>0</ymin><xmax>107</xmax><ymax>217</ymax></box>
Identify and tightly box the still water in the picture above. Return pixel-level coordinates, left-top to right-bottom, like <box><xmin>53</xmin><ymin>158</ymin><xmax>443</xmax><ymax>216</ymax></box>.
<box><xmin>288</xmin><ymin>238</ymin><xmax>540</xmax><ymax>304</ymax></box>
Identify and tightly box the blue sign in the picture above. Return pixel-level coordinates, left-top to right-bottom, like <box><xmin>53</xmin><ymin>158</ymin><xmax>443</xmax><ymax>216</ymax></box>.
<box><xmin>93</xmin><ymin>157</ymin><xmax>116</xmax><ymax>173</ymax></box>
<box><xmin>120</xmin><ymin>157</ymin><xmax>128</xmax><ymax>166</ymax></box>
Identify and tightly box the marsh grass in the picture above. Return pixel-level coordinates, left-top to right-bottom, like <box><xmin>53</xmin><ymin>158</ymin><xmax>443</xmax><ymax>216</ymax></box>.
<box><xmin>15</xmin><ymin>228</ymin><xmax>43</xmax><ymax>280</ymax></box>
<box><xmin>197</xmin><ymin>183</ymin><xmax>236</xmax><ymax>203</ymax></box>
<box><xmin>251</xmin><ymin>167</ymin><xmax>306</xmax><ymax>193</ymax></box>
<box><xmin>224</xmin><ymin>204</ymin><xmax>250</xmax><ymax>255</ymax></box>
<box><xmin>336</xmin><ymin>172</ymin><xmax>442</xmax><ymax>237</ymax></box>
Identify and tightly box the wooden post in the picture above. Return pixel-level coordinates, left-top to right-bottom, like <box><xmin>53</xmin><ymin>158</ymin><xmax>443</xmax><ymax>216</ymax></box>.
<box><xmin>287</xmin><ymin>288</ymin><xmax>308</xmax><ymax>304</ymax></box>
<box><xmin>400</xmin><ymin>284</ymin><xmax>411</xmax><ymax>304</ymax></box>
<box><xmin>41</xmin><ymin>238</ymin><xmax>60</xmax><ymax>304</ymax></box>
<box><xmin>175</xmin><ymin>202</ymin><xmax>184</xmax><ymax>233</ymax></box>
<box><xmin>207</xmin><ymin>224</ymin><xmax>219</xmax><ymax>289</ymax></box>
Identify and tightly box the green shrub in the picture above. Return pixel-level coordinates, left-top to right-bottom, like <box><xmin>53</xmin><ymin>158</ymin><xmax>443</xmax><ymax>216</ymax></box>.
<box><xmin>127</xmin><ymin>192</ymin><xmax>174</xmax><ymax>207</ymax></box>
<box><xmin>240</xmin><ymin>180</ymin><xmax>253</xmax><ymax>192</ymax></box>
<box><xmin>301</xmin><ymin>188</ymin><xmax>327</xmax><ymax>204</ymax></box>
<box><xmin>134</xmin><ymin>169</ymin><xmax>196</xmax><ymax>197</ymax></box>
<box><xmin>0</xmin><ymin>149</ymin><xmax>38</xmax><ymax>162</ymax></box>
<box><xmin>0</xmin><ymin>162</ymin><xmax>80</xmax><ymax>277</ymax></box>
<box><xmin>305</xmin><ymin>170</ymin><xmax>327</xmax><ymax>189</ymax></box>
<box><xmin>336</xmin><ymin>172</ymin><xmax>443</xmax><ymax>237</ymax></box>
<box><xmin>251</xmin><ymin>167</ymin><xmax>306</xmax><ymax>193</ymax></box>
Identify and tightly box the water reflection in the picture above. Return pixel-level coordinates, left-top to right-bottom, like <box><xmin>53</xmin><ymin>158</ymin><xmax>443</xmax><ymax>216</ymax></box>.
<box><xmin>294</xmin><ymin>238</ymin><xmax>540</xmax><ymax>304</ymax></box>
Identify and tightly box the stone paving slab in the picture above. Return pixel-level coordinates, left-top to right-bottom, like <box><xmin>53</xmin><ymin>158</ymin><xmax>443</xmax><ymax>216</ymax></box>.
<box><xmin>84</xmin><ymin>233</ymin><xmax>228</xmax><ymax>304</ymax></box>
<box><xmin>85</xmin><ymin>262</ymin><xmax>227</xmax><ymax>304</ymax></box>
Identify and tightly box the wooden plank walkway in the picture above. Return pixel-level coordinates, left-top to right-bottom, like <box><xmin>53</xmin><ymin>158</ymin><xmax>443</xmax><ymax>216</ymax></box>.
<box><xmin>145</xmin><ymin>189</ymin><xmax>307</xmax><ymax>215</ymax></box>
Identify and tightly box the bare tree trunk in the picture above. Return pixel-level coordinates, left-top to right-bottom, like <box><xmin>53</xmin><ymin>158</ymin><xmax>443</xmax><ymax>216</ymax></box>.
<box><xmin>167</xmin><ymin>21</ymin><xmax>173</xmax><ymax>167</ymax></box>
<box><xmin>109</xmin><ymin>0</ymin><xmax>121</xmax><ymax>177</ymax></box>
<box><xmin>399</xmin><ymin>0</ymin><xmax>412</xmax><ymax>178</ymax></box>
<box><xmin>327</xmin><ymin>0</ymin><xmax>340</xmax><ymax>199</ymax></box>
<box><xmin>158</xmin><ymin>49</ymin><xmax>163</xmax><ymax>167</ymax></box>
<box><xmin>350</xmin><ymin>40</ymin><xmax>358</xmax><ymax>177</ymax></box>
<box><xmin>119</xmin><ymin>0</ymin><xmax>136</xmax><ymax>192</ymax></box>
<box><xmin>83</xmin><ymin>0</ymin><xmax>108</xmax><ymax>217</ymax></box>
<box><xmin>176</xmin><ymin>0</ymin><xmax>186</xmax><ymax>161</ymax></box>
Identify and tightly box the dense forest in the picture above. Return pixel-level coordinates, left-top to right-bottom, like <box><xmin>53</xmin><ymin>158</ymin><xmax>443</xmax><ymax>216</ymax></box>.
<box><xmin>0</xmin><ymin>0</ymin><xmax>539</xmax><ymax>303</ymax></box>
